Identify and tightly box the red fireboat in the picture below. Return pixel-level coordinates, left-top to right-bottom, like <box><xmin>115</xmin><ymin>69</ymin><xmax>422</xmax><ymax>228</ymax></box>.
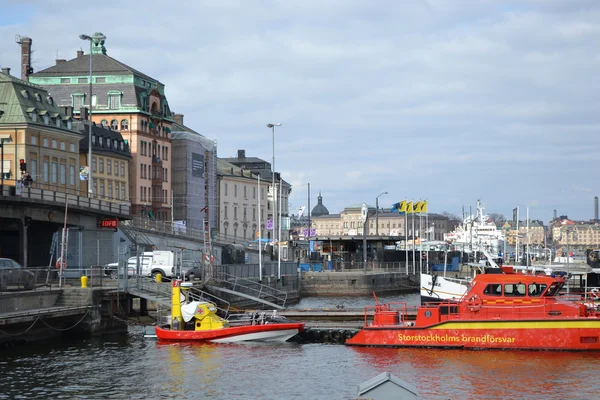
<box><xmin>346</xmin><ymin>266</ymin><xmax>600</xmax><ymax>350</ymax></box>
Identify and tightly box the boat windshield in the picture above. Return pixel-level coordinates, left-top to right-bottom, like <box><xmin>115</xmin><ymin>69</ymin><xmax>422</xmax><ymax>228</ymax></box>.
<box><xmin>543</xmin><ymin>282</ymin><xmax>563</xmax><ymax>297</ymax></box>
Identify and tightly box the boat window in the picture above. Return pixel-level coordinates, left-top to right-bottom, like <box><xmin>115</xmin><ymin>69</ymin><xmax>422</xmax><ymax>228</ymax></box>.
<box><xmin>483</xmin><ymin>284</ymin><xmax>502</xmax><ymax>296</ymax></box>
<box><xmin>528</xmin><ymin>283</ymin><xmax>546</xmax><ymax>297</ymax></box>
<box><xmin>504</xmin><ymin>284</ymin><xmax>526</xmax><ymax>296</ymax></box>
<box><xmin>544</xmin><ymin>282</ymin><xmax>563</xmax><ymax>297</ymax></box>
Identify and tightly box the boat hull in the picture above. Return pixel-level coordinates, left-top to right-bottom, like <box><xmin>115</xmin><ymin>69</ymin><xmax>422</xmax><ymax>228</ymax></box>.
<box><xmin>346</xmin><ymin>320</ymin><xmax>600</xmax><ymax>350</ymax></box>
<box><xmin>155</xmin><ymin>323</ymin><xmax>304</xmax><ymax>343</ymax></box>
<box><xmin>420</xmin><ymin>273</ymin><xmax>469</xmax><ymax>304</ymax></box>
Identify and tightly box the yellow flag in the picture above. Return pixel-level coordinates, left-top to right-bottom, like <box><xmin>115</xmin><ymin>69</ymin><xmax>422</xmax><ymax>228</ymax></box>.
<box><xmin>399</xmin><ymin>200</ymin><xmax>407</xmax><ymax>213</ymax></box>
<box><xmin>414</xmin><ymin>201</ymin><xmax>422</xmax><ymax>213</ymax></box>
<box><xmin>406</xmin><ymin>201</ymin><xmax>413</xmax><ymax>214</ymax></box>
<box><xmin>421</xmin><ymin>200</ymin><xmax>428</xmax><ymax>213</ymax></box>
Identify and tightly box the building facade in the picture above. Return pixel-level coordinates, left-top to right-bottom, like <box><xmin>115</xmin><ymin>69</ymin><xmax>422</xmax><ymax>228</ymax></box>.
<box><xmin>0</xmin><ymin>69</ymin><xmax>79</xmax><ymax>192</ymax></box>
<box><xmin>171</xmin><ymin>116</ymin><xmax>218</xmax><ymax>232</ymax></box>
<box><xmin>75</xmin><ymin>119</ymin><xmax>131</xmax><ymax>203</ymax></box>
<box><xmin>29</xmin><ymin>33</ymin><xmax>174</xmax><ymax>221</ymax></box>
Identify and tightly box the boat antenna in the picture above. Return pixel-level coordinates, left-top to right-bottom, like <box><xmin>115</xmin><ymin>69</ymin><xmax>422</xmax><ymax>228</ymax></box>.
<box><xmin>373</xmin><ymin>292</ymin><xmax>380</xmax><ymax>305</ymax></box>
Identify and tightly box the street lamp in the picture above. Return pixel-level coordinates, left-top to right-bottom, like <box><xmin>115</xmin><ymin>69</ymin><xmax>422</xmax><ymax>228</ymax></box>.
<box><xmin>375</xmin><ymin>191</ymin><xmax>388</xmax><ymax>236</ymax></box>
<box><xmin>0</xmin><ymin>132</ymin><xmax>12</xmax><ymax>193</ymax></box>
<box><xmin>266</xmin><ymin>122</ymin><xmax>281</xmax><ymax>247</ymax></box>
<box><xmin>80</xmin><ymin>33</ymin><xmax>106</xmax><ymax>197</ymax></box>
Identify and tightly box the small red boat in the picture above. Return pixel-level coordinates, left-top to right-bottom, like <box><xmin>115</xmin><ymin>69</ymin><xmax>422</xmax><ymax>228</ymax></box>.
<box><xmin>155</xmin><ymin>280</ymin><xmax>304</xmax><ymax>343</ymax></box>
<box><xmin>346</xmin><ymin>266</ymin><xmax>600</xmax><ymax>350</ymax></box>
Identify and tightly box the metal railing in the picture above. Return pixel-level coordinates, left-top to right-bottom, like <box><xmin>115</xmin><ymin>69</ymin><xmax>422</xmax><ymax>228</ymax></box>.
<box><xmin>213</xmin><ymin>272</ymin><xmax>288</xmax><ymax>308</ymax></box>
<box><xmin>0</xmin><ymin>179</ymin><xmax>130</xmax><ymax>216</ymax></box>
<box><xmin>0</xmin><ymin>266</ymin><xmax>61</xmax><ymax>295</ymax></box>
<box><xmin>304</xmin><ymin>260</ymin><xmax>418</xmax><ymax>275</ymax></box>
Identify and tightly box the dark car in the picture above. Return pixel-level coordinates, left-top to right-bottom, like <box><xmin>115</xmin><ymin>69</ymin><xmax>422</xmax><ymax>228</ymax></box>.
<box><xmin>0</xmin><ymin>258</ymin><xmax>36</xmax><ymax>290</ymax></box>
<box><xmin>183</xmin><ymin>260</ymin><xmax>202</xmax><ymax>281</ymax></box>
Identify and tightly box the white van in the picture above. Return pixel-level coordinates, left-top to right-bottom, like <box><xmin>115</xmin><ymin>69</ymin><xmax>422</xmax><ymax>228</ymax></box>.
<box><xmin>140</xmin><ymin>251</ymin><xmax>174</xmax><ymax>280</ymax></box>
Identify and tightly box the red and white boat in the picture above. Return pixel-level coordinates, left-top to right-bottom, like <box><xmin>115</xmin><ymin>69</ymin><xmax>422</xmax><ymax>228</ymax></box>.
<box><xmin>155</xmin><ymin>280</ymin><xmax>304</xmax><ymax>343</ymax></box>
<box><xmin>347</xmin><ymin>266</ymin><xmax>600</xmax><ymax>350</ymax></box>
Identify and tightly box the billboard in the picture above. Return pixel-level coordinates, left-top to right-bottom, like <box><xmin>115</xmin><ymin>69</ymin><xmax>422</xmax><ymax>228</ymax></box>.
<box><xmin>191</xmin><ymin>152</ymin><xmax>204</xmax><ymax>178</ymax></box>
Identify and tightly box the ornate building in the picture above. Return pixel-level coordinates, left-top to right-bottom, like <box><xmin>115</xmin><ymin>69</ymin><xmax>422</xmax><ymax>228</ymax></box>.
<box><xmin>29</xmin><ymin>33</ymin><xmax>174</xmax><ymax>221</ymax></box>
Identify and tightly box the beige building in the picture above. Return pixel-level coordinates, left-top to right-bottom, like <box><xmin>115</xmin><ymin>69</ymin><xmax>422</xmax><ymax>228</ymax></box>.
<box><xmin>503</xmin><ymin>220</ymin><xmax>546</xmax><ymax>246</ymax></box>
<box><xmin>217</xmin><ymin>159</ymin><xmax>272</xmax><ymax>242</ymax></box>
<box><xmin>552</xmin><ymin>222</ymin><xmax>600</xmax><ymax>248</ymax></box>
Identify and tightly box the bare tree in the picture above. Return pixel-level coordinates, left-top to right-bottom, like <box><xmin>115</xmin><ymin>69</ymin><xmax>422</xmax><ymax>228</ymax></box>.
<box><xmin>488</xmin><ymin>213</ymin><xmax>505</xmax><ymax>224</ymax></box>
<box><xmin>441</xmin><ymin>211</ymin><xmax>462</xmax><ymax>229</ymax></box>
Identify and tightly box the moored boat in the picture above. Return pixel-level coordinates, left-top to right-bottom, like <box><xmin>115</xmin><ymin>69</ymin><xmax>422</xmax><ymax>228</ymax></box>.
<box><xmin>347</xmin><ymin>266</ymin><xmax>600</xmax><ymax>350</ymax></box>
<box><xmin>155</xmin><ymin>280</ymin><xmax>304</xmax><ymax>343</ymax></box>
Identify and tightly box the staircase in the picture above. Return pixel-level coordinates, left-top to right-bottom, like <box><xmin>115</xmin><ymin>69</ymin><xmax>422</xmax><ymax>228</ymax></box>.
<box><xmin>208</xmin><ymin>273</ymin><xmax>289</xmax><ymax>309</ymax></box>
<box><xmin>119</xmin><ymin>220</ymin><xmax>156</xmax><ymax>250</ymax></box>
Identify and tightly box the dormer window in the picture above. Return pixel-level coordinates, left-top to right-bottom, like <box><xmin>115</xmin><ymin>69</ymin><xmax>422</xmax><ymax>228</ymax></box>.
<box><xmin>47</xmin><ymin>96</ymin><xmax>54</xmax><ymax>105</ymax></box>
<box><xmin>72</xmin><ymin>94</ymin><xmax>84</xmax><ymax>109</ymax></box>
<box><xmin>108</xmin><ymin>91</ymin><xmax>122</xmax><ymax>109</ymax></box>
<box><xmin>43</xmin><ymin>115</ymin><xmax>49</xmax><ymax>125</ymax></box>
<box><xmin>55</xmin><ymin>118</ymin><xmax>61</xmax><ymax>128</ymax></box>
<box><xmin>120</xmin><ymin>142</ymin><xmax>124</xmax><ymax>151</ymax></box>
<box><xmin>107</xmin><ymin>139</ymin><xmax>111</xmax><ymax>149</ymax></box>
<box><xmin>31</xmin><ymin>110</ymin><xmax>37</xmax><ymax>122</ymax></box>
<box><xmin>99</xmin><ymin>137</ymin><xmax>104</xmax><ymax>147</ymax></box>
<box><xmin>35</xmin><ymin>93</ymin><xmax>42</xmax><ymax>102</ymax></box>
<box><xmin>92</xmin><ymin>135</ymin><xmax>96</xmax><ymax>145</ymax></box>
<box><xmin>66</xmin><ymin>120</ymin><xmax>72</xmax><ymax>129</ymax></box>
<box><xmin>113</xmin><ymin>139</ymin><xmax>118</xmax><ymax>148</ymax></box>
<box><xmin>22</xmin><ymin>90</ymin><xmax>30</xmax><ymax>99</ymax></box>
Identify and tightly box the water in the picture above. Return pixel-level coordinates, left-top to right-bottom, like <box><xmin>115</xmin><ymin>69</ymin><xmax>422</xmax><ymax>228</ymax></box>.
<box><xmin>2</xmin><ymin>295</ymin><xmax>600</xmax><ymax>399</ymax></box>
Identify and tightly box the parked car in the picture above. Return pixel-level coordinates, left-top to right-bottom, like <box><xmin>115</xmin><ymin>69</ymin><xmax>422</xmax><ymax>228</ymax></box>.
<box><xmin>183</xmin><ymin>260</ymin><xmax>202</xmax><ymax>281</ymax></box>
<box><xmin>0</xmin><ymin>258</ymin><xmax>36</xmax><ymax>290</ymax></box>
<box><xmin>103</xmin><ymin>261</ymin><xmax>136</xmax><ymax>279</ymax></box>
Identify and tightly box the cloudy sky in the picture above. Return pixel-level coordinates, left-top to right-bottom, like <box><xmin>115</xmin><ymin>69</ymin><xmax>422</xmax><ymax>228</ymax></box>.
<box><xmin>1</xmin><ymin>0</ymin><xmax>599</xmax><ymax>223</ymax></box>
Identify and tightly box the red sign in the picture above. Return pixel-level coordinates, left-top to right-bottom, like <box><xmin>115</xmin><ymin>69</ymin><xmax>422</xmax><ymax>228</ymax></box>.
<box><xmin>98</xmin><ymin>218</ymin><xmax>119</xmax><ymax>228</ymax></box>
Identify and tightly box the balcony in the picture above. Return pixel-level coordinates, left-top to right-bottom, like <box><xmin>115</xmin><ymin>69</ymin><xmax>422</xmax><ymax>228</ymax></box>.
<box><xmin>152</xmin><ymin>155</ymin><xmax>162</xmax><ymax>166</ymax></box>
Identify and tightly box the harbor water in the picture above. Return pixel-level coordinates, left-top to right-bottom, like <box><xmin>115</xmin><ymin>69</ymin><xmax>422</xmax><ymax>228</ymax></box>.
<box><xmin>2</xmin><ymin>295</ymin><xmax>600</xmax><ymax>399</ymax></box>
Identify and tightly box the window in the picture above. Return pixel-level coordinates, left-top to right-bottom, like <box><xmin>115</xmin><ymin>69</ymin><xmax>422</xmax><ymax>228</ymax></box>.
<box><xmin>99</xmin><ymin>137</ymin><xmax>103</xmax><ymax>147</ymax></box>
<box><xmin>484</xmin><ymin>284</ymin><xmax>502</xmax><ymax>296</ymax></box>
<box><xmin>47</xmin><ymin>96</ymin><xmax>54</xmax><ymax>105</ymax></box>
<box><xmin>31</xmin><ymin>111</ymin><xmax>37</xmax><ymax>122</ymax></box>
<box><xmin>70</xmin><ymin>143</ymin><xmax>75</xmax><ymax>152</ymax></box>
<box><xmin>120</xmin><ymin>162</ymin><xmax>125</xmax><ymax>177</ymax></box>
<box><xmin>224</xmin><ymin>183</ymin><xmax>228</xmax><ymax>196</ymax></box>
<box><xmin>253</xmin><ymin>207</ymin><xmax>256</xmax><ymax>221</ymax></box>
<box><xmin>100</xmin><ymin>181</ymin><xmax>105</xmax><ymax>198</ymax></box>
<box><xmin>78</xmin><ymin>78</ymin><xmax>88</xmax><ymax>84</ymax></box>
<box><xmin>253</xmin><ymin>187</ymin><xmax>256</xmax><ymax>199</ymax></box>
<box><xmin>95</xmin><ymin>77</ymin><xmax>105</xmax><ymax>83</ymax></box>
<box><xmin>92</xmin><ymin>135</ymin><xmax>96</xmax><ymax>145</ymax></box>
<box><xmin>107</xmin><ymin>160</ymin><xmax>112</xmax><ymax>175</ymax></box>
<box><xmin>93</xmin><ymin>181</ymin><xmax>97</xmax><ymax>195</ymax></box>
<box><xmin>60</xmin><ymin>142</ymin><xmax>66</xmax><ymax>150</ymax></box>
<box><xmin>92</xmin><ymin>157</ymin><xmax>97</xmax><ymax>173</ymax></box>
<box><xmin>69</xmin><ymin>165</ymin><xmax>75</xmax><ymax>185</ymax></box>
<box><xmin>43</xmin><ymin>115</ymin><xmax>49</xmax><ymax>125</ymax></box>
<box><xmin>60</xmin><ymin>164</ymin><xmax>66</xmax><ymax>184</ymax></box>
<box><xmin>99</xmin><ymin>158</ymin><xmax>104</xmax><ymax>173</ymax></box>
<box><xmin>91</xmin><ymin>95</ymin><xmax>97</xmax><ymax>107</ymax></box>
<box><xmin>55</xmin><ymin>118</ymin><xmax>61</xmax><ymax>128</ymax></box>
<box><xmin>528</xmin><ymin>283</ymin><xmax>547</xmax><ymax>297</ymax></box>
<box><xmin>165</xmin><ymin>147</ymin><xmax>168</xmax><ymax>160</ymax></box>
<box><xmin>31</xmin><ymin>136</ymin><xmax>37</xmax><ymax>145</ymax></box>
<box><xmin>60</xmin><ymin>78</ymin><xmax>70</xmax><ymax>84</ymax></box>
<box><xmin>140</xmin><ymin>186</ymin><xmax>144</xmax><ymax>201</ymax></box>
<box><xmin>31</xmin><ymin>160</ymin><xmax>37</xmax><ymax>181</ymax></box>
<box><xmin>67</xmin><ymin>120</ymin><xmax>72</xmax><ymax>129</ymax></box>
<box><xmin>111</xmin><ymin>119</ymin><xmax>118</xmax><ymax>130</ymax></box>
<box><xmin>108</xmin><ymin>181</ymin><xmax>112</xmax><ymax>199</ymax></box>
<box><xmin>35</xmin><ymin>93</ymin><xmax>42</xmax><ymax>102</ymax></box>
<box><xmin>224</xmin><ymin>205</ymin><xmax>228</xmax><ymax>219</ymax></box>
<box><xmin>108</xmin><ymin>93</ymin><xmax>120</xmax><ymax>109</ymax></box>
<box><xmin>101</xmin><ymin>119</ymin><xmax>108</xmax><ymax>128</ymax></box>
<box><xmin>121</xmin><ymin>183</ymin><xmax>126</xmax><ymax>201</ymax></box>
<box><xmin>51</xmin><ymin>162</ymin><xmax>58</xmax><ymax>183</ymax></box>
<box><xmin>140</xmin><ymin>164</ymin><xmax>144</xmax><ymax>179</ymax></box>
<box><xmin>234</xmin><ymin>207</ymin><xmax>238</xmax><ymax>220</ymax></box>
<box><xmin>113</xmin><ymin>140</ymin><xmax>117</xmax><ymax>149</ymax></box>
<box><xmin>52</xmin><ymin>139</ymin><xmax>57</xmax><ymax>149</ymax></box>
<box><xmin>72</xmin><ymin>94</ymin><xmax>84</xmax><ymax>109</ymax></box>
<box><xmin>43</xmin><ymin>161</ymin><xmax>49</xmax><ymax>182</ymax></box>
<box><xmin>121</xmin><ymin>119</ymin><xmax>129</xmax><ymax>130</ymax></box>
<box><xmin>120</xmin><ymin>142</ymin><xmax>124</xmax><ymax>151</ymax></box>
<box><xmin>106</xmin><ymin>140</ymin><xmax>111</xmax><ymax>149</ymax></box>
<box><xmin>234</xmin><ymin>185</ymin><xmax>237</xmax><ymax>197</ymax></box>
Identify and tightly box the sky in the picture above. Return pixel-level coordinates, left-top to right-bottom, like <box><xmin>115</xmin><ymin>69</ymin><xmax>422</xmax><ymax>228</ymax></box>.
<box><xmin>1</xmin><ymin>0</ymin><xmax>599</xmax><ymax>223</ymax></box>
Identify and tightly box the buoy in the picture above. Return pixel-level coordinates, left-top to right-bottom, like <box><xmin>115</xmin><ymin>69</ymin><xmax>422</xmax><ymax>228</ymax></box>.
<box><xmin>331</xmin><ymin>330</ymin><xmax>343</xmax><ymax>343</ymax></box>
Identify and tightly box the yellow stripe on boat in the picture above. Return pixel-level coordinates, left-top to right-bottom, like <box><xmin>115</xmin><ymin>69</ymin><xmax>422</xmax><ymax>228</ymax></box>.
<box><xmin>430</xmin><ymin>320</ymin><xmax>600</xmax><ymax>330</ymax></box>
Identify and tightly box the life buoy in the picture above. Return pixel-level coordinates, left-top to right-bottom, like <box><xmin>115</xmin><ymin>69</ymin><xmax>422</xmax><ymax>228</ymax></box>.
<box><xmin>589</xmin><ymin>288</ymin><xmax>600</xmax><ymax>299</ymax></box>
<box><xmin>467</xmin><ymin>295</ymin><xmax>482</xmax><ymax>312</ymax></box>
<box><xmin>204</xmin><ymin>254</ymin><xmax>215</xmax><ymax>263</ymax></box>
<box><xmin>56</xmin><ymin>257</ymin><xmax>67</xmax><ymax>270</ymax></box>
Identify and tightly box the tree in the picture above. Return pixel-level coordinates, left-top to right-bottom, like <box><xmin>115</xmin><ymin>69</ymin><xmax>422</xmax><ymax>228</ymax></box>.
<box><xmin>488</xmin><ymin>213</ymin><xmax>505</xmax><ymax>224</ymax></box>
<box><xmin>441</xmin><ymin>211</ymin><xmax>462</xmax><ymax>229</ymax></box>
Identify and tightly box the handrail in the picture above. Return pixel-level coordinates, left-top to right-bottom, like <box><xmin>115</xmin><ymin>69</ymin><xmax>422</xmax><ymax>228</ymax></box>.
<box><xmin>214</xmin><ymin>272</ymin><xmax>288</xmax><ymax>307</ymax></box>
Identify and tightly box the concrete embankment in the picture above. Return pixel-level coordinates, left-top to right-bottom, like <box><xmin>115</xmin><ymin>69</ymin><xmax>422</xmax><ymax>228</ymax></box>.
<box><xmin>300</xmin><ymin>271</ymin><xmax>418</xmax><ymax>297</ymax></box>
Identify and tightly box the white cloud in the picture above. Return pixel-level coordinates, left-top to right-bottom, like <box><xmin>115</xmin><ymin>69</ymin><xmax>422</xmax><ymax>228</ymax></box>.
<box><xmin>1</xmin><ymin>0</ymin><xmax>599</xmax><ymax>221</ymax></box>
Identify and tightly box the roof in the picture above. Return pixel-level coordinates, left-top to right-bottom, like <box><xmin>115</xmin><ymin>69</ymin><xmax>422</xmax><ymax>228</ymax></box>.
<box><xmin>356</xmin><ymin>372</ymin><xmax>419</xmax><ymax>398</ymax></box>
<box><xmin>0</xmin><ymin>71</ymin><xmax>76</xmax><ymax>132</ymax></box>
<box><xmin>74</xmin><ymin>120</ymin><xmax>131</xmax><ymax>158</ymax></box>
<box><xmin>217</xmin><ymin>158</ymin><xmax>258</xmax><ymax>179</ymax></box>
<box><xmin>171</xmin><ymin>122</ymin><xmax>216</xmax><ymax>151</ymax></box>
<box><xmin>33</xmin><ymin>53</ymin><xmax>157</xmax><ymax>83</ymax></box>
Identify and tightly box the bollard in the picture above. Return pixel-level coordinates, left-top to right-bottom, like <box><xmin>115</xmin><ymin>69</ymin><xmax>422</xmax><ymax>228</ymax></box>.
<box><xmin>156</xmin><ymin>273</ymin><xmax>162</xmax><ymax>283</ymax></box>
<box><xmin>81</xmin><ymin>275</ymin><xmax>88</xmax><ymax>288</ymax></box>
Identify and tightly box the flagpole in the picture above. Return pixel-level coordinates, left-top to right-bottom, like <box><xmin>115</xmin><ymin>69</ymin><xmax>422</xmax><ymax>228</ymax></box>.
<box><xmin>425</xmin><ymin>201</ymin><xmax>429</xmax><ymax>273</ymax></box>
<box><xmin>258</xmin><ymin>175</ymin><xmax>262</xmax><ymax>282</ymax></box>
<box><xmin>526</xmin><ymin>206</ymin><xmax>530</xmax><ymax>267</ymax></box>
<box><xmin>404</xmin><ymin>202</ymin><xmax>408</xmax><ymax>273</ymax></box>
<box><xmin>516</xmin><ymin>206</ymin><xmax>520</xmax><ymax>265</ymax></box>
<box><xmin>419</xmin><ymin>206</ymin><xmax>423</xmax><ymax>274</ymax></box>
<box><xmin>412</xmin><ymin>208</ymin><xmax>416</xmax><ymax>275</ymax></box>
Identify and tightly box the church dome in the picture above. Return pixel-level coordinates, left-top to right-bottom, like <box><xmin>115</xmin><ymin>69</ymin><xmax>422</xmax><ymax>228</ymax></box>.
<box><xmin>311</xmin><ymin>192</ymin><xmax>329</xmax><ymax>217</ymax></box>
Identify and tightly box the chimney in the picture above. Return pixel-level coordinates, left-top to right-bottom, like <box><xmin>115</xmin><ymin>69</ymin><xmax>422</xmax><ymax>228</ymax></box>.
<box><xmin>80</xmin><ymin>107</ymin><xmax>89</xmax><ymax>121</ymax></box>
<box><xmin>55</xmin><ymin>59</ymin><xmax>66</xmax><ymax>65</ymax></box>
<box><xmin>173</xmin><ymin>113</ymin><xmax>184</xmax><ymax>125</ymax></box>
<box><xmin>1</xmin><ymin>67</ymin><xmax>10</xmax><ymax>75</ymax></box>
<box><xmin>595</xmin><ymin>196</ymin><xmax>599</xmax><ymax>221</ymax></box>
<box><xmin>77</xmin><ymin>50</ymin><xmax>84</xmax><ymax>58</ymax></box>
<box><xmin>18</xmin><ymin>36</ymin><xmax>32</xmax><ymax>81</ymax></box>
<box><xmin>237</xmin><ymin>149</ymin><xmax>246</xmax><ymax>159</ymax></box>
<box><xmin>553</xmin><ymin>209</ymin><xmax>557</xmax><ymax>220</ymax></box>
<box><xmin>63</xmin><ymin>106</ymin><xmax>73</xmax><ymax>117</ymax></box>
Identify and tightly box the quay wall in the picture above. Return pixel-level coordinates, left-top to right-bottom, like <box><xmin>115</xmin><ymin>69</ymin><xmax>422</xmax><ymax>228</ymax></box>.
<box><xmin>300</xmin><ymin>271</ymin><xmax>419</xmax><ymax>297</ymax></box>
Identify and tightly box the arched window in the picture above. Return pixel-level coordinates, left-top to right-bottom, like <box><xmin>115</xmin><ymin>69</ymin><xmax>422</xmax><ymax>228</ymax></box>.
<box><xmin>101</xmin><ymin>119</ymin><xmax>108</xmax><ymax>128</ymax></box>
<box><xmin>110</xmin><ymin>119</ymin><xmax>118</xmax><ymax>130</ymax></box>
<box><xmin>120</xmin><ymin>119</ymin><xmax>129</xmax><ymax>131</ymax></box>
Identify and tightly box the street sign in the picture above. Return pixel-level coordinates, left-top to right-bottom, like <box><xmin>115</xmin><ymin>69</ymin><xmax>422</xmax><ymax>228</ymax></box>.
<box><xmin>266</xmin><ymin>219</ymin><xmax>274</xmax><ymax>230</ymax></box>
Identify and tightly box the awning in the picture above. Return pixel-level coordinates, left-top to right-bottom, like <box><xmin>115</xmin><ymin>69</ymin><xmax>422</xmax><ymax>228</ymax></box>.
<box><xmin>1</xmin><ymin>160</ymin><xmax>11</xmax><ymax>174</ymax></box>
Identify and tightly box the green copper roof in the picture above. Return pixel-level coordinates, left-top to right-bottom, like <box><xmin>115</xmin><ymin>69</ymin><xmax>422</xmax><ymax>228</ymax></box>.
<box><xmin>0</xmin><ymin>71</ymin><xmax>74</xmax><ymax>131</ymax></box>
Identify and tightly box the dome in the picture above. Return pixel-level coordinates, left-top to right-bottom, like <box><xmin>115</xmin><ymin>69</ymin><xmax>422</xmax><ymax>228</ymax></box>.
<box><xmin>311</xmin><ymin>191</ymin><xmax>329</xmax><ymax>217</ymax></box>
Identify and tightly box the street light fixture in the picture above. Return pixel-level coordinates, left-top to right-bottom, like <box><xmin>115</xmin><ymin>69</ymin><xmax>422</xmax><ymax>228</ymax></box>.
<box><xmin>79</xmin><ymin>33</ymin><xmax>106</xmax><ymax>198</ymax></box>
<box><xmin>375</xmin><ymin>191</ymin><xmax>388</xmax><ymax>236</ymax></box>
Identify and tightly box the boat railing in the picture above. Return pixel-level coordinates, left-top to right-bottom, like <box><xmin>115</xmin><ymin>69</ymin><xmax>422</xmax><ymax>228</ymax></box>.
<box><xmin>226</xmin><ymin>310</ymin><xmax>281</xmax><ymax>326</ymax></box>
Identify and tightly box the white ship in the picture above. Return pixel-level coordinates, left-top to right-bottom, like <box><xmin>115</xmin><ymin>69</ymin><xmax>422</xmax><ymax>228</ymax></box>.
<box><xmin>444</xmin><ymin>199</ymin><xmax>505</xmax><ymax>257</ymax></box>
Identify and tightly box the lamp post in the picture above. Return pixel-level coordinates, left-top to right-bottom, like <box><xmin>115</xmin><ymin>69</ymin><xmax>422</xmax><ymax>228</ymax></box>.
<box><xmin>79</xmin><ymin>33</ymin><xmax>105</xmax><ymax>197</ymax></box>
<box><xmin>0</xmin><ymin>132</ymin><xmax>12</xmax><ymax>193</ymax></box>
<box><xmin>266</xmin><ymin>123</ymin><xmax>281</xmax><ymax>251</ymax></box>
<box><xmin>375</xmin><ymin>191</ymin><xmax>388</xmax><ymax>236</ymax></box>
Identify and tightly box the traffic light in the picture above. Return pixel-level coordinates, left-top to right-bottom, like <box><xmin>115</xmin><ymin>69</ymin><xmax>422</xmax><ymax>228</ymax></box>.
<box><xmin>141</xmin><ymin>205</ymin><xmax>147</xmax><ymax>215</ymax></box>
<box><xmin>19</xmin><ymin>159</ymin><xmax>26</xmax><ymax>172</ymax></box>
